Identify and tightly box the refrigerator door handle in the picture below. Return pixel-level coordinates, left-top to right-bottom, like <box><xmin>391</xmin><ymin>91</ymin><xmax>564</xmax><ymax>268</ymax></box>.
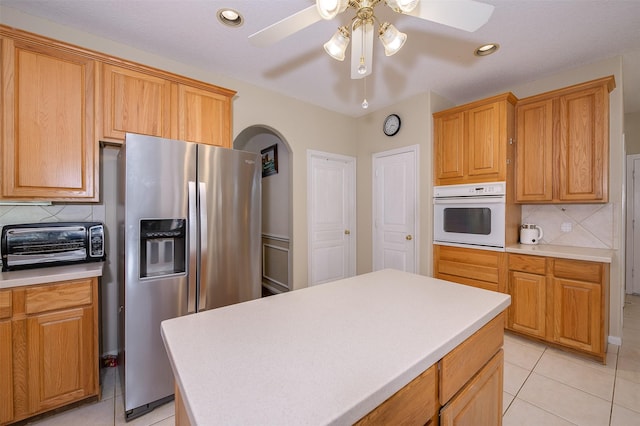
<box><xmin>198</xmin><ymin>182</ymin><xmax>208</xmax><ymax>311</ymax></box>
<box><xmin>188</xmin><ymin>181</ymin><xmax>198</xmax><ymax>314</ymax></box>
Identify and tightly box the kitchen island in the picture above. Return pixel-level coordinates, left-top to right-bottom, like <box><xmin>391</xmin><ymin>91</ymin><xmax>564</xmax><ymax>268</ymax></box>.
<box><xmin>161</xmin><ymin>269</ymin><xmax>511</xmax><ymax>425</ymax></box>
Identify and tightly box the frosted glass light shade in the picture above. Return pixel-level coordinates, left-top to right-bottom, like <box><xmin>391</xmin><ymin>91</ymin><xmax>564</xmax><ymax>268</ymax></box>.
<box><xmin>379</xmin><ymin>23</ymin><xmax>407</xmax><ymax>56</ymax></box>
<box><xmin>316</xmin><ymin>0</ymin><xmax>348</xmax><ymax>20</ymax></box>
<box><xmin>386</xmin><ymin>0</ymin><xmax>419</xmax><ymax>13</ymax></box>
<box><xmin>324</xmin><ymin>26</ymin><xmax>350</xmax><ymax>61</ymax></box>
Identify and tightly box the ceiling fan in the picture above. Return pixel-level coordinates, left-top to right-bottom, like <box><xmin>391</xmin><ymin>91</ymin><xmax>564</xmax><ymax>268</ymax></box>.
<box><xmin>249</xmin><ymin>0</ymin><xmax>495</xmax><ymax>80</ymax></box>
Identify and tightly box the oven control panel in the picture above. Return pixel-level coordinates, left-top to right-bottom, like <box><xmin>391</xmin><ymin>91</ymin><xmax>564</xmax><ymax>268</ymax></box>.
<box><xmin>434</xmin><ymin>181</ymin><xmax>506</xmax><ymax>198</ymax></box>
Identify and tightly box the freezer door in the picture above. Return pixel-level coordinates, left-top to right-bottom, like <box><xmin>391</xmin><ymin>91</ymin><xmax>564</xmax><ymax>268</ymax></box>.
<box><xmin>121</xmin><ymin>134</ymin><xmax>196</xmax><ymax>413</ymax></box>
<box><xmin>197</xmin><ymin>145</ymin><xmax>261</xmax><ymax>311</ymax></box>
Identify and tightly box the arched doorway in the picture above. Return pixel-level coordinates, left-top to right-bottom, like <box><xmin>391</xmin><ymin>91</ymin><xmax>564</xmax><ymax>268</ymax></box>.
<box><xmin>234</xmin><ymin>126</ymin><xmax>293</xmax><ymax>296</ymax></box>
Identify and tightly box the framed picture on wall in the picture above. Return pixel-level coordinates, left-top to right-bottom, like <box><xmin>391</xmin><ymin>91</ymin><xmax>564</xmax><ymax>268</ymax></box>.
<box><xmin>261</xmin><ymin>144</ymin><xmax>278</xmax><ymax>177</ymax></box>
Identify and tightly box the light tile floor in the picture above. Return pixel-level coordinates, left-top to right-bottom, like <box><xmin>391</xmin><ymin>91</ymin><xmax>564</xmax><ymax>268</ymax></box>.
<box><xmin>27</xmin><ymin>295</ymin><xmax>640</xmax><ymax>426</ymax></box>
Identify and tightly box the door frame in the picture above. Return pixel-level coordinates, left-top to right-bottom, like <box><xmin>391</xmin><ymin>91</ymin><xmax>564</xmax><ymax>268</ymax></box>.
<box><xmin>307</xmin><ymin>149</ymin><xmax>357</xmax><ymax>285</ymax></box>
<box><xmin>626</xmin><ymin>153</ymin><xmax>640</xmax><ymax>294</ymax></box>
<box><xmin>372</xmin><ymin>144</ymin><xmax>420</xmax><ymax>273</ymax></box>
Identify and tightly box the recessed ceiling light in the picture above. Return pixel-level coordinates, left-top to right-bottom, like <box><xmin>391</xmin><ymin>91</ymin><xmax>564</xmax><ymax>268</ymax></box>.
<box><xmin>217</xmin><ymin>8</ymin><xmax>243</xmax><ymax>27</ymax></box>
<box><xmin>474</xmin><ymin>43</ymin><xmax>499</xmax><ymax>57</ymax></box>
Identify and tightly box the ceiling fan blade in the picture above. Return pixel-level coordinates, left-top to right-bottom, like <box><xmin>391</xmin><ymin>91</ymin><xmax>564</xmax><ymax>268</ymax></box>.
<box><xmin>351</xmin><ymin>21</ymin><xmax>373</xmax><ymax>79</ymax></box>
<box><xmin>249</xmin><ymin>5</ymin><xmax>323</xmax><ymax>47</ymax></box>
<box><xmin>405</xmin><ymin>0</ymin><xmax>495</xmax><ymax>32</ymax></box>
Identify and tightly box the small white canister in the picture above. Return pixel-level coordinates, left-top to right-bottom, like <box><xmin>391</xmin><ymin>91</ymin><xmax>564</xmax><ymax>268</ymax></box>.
<box><xmin>520</xmin><ymin>224</ymin><xmax>543</xmax><ymax>245</ymax></box>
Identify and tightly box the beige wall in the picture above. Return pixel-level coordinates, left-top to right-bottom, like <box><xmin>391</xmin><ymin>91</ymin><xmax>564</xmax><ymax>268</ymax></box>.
<box><xmin>626</xmin><ymin>111</ymin><xmax>640</xmax><ymax>155</ymax></box>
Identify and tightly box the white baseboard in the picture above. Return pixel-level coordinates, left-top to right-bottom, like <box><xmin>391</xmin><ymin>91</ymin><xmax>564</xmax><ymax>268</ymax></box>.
<box><xmin>608</xmin><ymin>335</ymin><xmax>622</xmax><ymax>346</ymax></box>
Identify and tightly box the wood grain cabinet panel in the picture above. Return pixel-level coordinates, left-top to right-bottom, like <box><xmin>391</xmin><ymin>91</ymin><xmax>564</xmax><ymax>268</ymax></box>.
<box><xmin>440</xmin><ymin>350</ymin><xmax>504</xmax><ymax>426</ymax></box>
<box><xmin>434</xmin><ymin>93</ymin><xmax>516</xmax><ymax>185</ymax></box>
<box><xmin>0</xmin><ymin>35</ymin><xmax>97</xmax><ymax>201</ymax></box>
<box><xmin>177</xmin><ymin>84</ymin><xmax>233</xmax><ymax>147</ymax></box>
<box><xmin>433</xmin><ymin>245</ymin><xmax>507</xmax><ymax>293</ymax></box>
<box><xmin>101</xmin><ymin>64</ymin><xmax>172</xmax><ymax>142</ymax></box>
<box><xmin>4</xmin><ymin>278</ymin><xmax>99</xmax><ymax>423</ymax></box>
<box><xmin>515</xmin><ymin>76</ymin><xmax>614</xmax><ymax>203</ymax></box>
<box><xmin>507</xmin><ymin>270</ymin><xmax>547</xmax><ymax>338</ymax></box>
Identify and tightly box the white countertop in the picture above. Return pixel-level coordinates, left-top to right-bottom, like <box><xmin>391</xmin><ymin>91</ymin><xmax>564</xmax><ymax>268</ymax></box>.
<box><xmin>0</xmin><ymin>262</ymin><xmax>104</xmax><ymax>289</ymax></box>
<box><xmin>506</xmin><ymin>244</ymin><xmax>614</xmax><ymax>263</ymax></box>
<box><xmin>161</xmin><ymin>269</ymin><xmax>511</xmax><ymax>425</ymax></box>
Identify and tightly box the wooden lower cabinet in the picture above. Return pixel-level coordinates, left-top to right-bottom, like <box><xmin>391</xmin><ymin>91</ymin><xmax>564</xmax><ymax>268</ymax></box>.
<box><xmin>433</xmin><ymin>245</ymin><xmax>507</xmax><ymax>293</ymax></box>
<box><xmin>3</xmin><ymin>278</ymin><xmax>99</xmax><ymax>424</ymax></box>
<box><xmin>1</xmin><ymin>290</ymin><xmax>13</xmax><ymax>424</ymax></box>
<box><xmin>506</xmin><ymin>254</ymin><xmax>609</xmax><ymax>362</ymax></box>
<box><xmin>440</xmin><ymin>350</ymin><xmax>504</xmax><ymax>426</ymax></box>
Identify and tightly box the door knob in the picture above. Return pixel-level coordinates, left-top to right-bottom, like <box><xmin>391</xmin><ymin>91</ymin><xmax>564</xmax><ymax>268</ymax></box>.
<box><xmin>406</xmin><ymin>235</ymin><xmax>412</xmax><ymax>241</ymax></box>
<box><xmin>344</xmin><ymin>230</ymin><xmax>351</xmax><ymax>235</ymax></box>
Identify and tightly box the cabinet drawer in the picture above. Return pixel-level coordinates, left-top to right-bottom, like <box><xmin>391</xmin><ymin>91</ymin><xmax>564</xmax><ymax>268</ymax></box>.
<box><xmin>552</xmin><ymin>259</ymin><xmax>603</xmax><ymax>283</ymax></box>
<box><xmin>25</xmin><ymin>279</ymin><xmax>93</xmax><ymax>315</ymax></box>
<box><xmin>356</xmin><ymin>364</ymin><xmax>438</xmax><ymax>425</ymax></box>
<box><xmin>0</xmin><ymin>290</ymin><xmax>11</xmax><ymax>319</ymax></box>
<box><xmin>439</xmin><ymin>314</ymin><xmax>504</xmax><ymax>405</ymax></box>
<box><xmin>508</xmin><ymin>254</ymin><xmax>546</xmax><ymax>274</ymax></box>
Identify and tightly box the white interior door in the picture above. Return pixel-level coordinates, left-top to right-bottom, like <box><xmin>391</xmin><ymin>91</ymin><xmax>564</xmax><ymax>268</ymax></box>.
<box><xmin>627</xmin><ymin>154</ymin><xmax>640</xmax><ymax>294</ymax></box>
<box><xmin>307</xmin><ymin>150</ymin><xmax>356</xmax><ymax>285</ymax></box>
<box><xmin>373</xmin><ymin>145</ymin><xmax>418</xmax><ymax>273</ymax></box>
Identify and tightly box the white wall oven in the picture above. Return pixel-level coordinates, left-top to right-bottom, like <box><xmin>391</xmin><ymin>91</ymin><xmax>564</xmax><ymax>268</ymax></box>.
<box><xmin>433</xmin><ymin>182</ymin><xmax>506</xmax><ymax>251</ymax></box>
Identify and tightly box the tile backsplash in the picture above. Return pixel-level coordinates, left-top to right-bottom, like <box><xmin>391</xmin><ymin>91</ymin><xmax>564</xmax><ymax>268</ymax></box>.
<box><xmin>0</xmin><ymin>204</ymin><xmax>105</xmax><ymax>228</ymax></box>
<box><xmin>521</xmin><ymin>203</ymin><xmax>616</xmax><ymax>249</ymax></box>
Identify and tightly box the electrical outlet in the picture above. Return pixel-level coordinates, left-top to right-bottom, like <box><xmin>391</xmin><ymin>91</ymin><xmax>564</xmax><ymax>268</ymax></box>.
<box><xmin>561</xmin><ymin>222</ymin><xmax>572</xmax><ymax>232</ymax></box>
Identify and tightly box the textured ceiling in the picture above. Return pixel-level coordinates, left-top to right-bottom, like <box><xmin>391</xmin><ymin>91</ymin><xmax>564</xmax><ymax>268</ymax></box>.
<box><xmin>1</xmin><ymin>0</ymin><xmax>639</xmax><ymax>117</ymax></box>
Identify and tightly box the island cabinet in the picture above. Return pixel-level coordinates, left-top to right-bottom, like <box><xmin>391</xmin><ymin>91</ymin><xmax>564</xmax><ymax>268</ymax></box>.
<box><xmin>0</xmin><ymin>32</ymin><xmax>98</xmax><ymax>201</ymax></box>
<box><xmin>433</xmin><ymin>245</ymin><xmax>507</xmax><ymax>294</ymax></box>
<box><xmin>174</xmin><ymin>314</ymin><xmax>506</xmax><ymax>426</ymax></box>
<box><xmin>101</xmin><ymin>62</ymin><xmax>235</xmax><ymax>147</ymax></box>
<box><xmin>506</xmin><ymin>254</ymin><xmax>609</xmax><ymax>362</ymax></box>
<box><xmin>434</xmin><ymin>93</ymin><xmax>517</xmax><ymax>186</ymax></box>
<box><xmin>515</xmin><ymin>76</ymin><xmax>615</xmax><ymax>203</ymax></box>
<box><xmin>4</xmin><ymin>278</ymin><xmax>100</xmax><ymax>424</ymax></box>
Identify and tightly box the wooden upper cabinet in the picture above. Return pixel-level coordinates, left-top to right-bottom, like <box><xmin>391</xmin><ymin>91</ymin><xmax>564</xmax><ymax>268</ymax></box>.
<box><xmin>515</xmin><ymin>99</ymin><xmax>554</xmax><ymax>202</ymax></box>
<box><xmin>101</xmin><ymin>64</ymin><xmax>172</xmax><ymax>142</ymax></box>
<box><xmin>1</xmin><ymin>36</ymin><xmax>97</xmax><ymax>201</ymax></box>
<box><xmin>515</xmin><ymin>76</ymin><xmax>614</xmax><ymax>203</ymax></box>
<box><xmin>434</xmin><ymin>93</ymin><xmax>516</xmax><ymax>186</ymax></box>
<box><xmin>177</xmin><ymin>84</ymin><xmax>232</xmax><ymax>147</ymax></box>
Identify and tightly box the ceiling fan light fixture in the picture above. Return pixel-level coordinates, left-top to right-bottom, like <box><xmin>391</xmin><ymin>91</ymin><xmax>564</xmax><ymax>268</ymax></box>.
<box><xmin>379</xmin><ymin>22</ymin><xmax>407</xmax><ymax>56</ymax></box>
<box><xmin>385</xmin><ymin>0</ymin><xmax>420</xmax><ymax>13</ymax></box>
<box><xmin>316</xmin><ymin>0</ymin><xmax>349</xmax><ymax>20</ymax></box>
<box><xmin>216</xmin><ymin>8</ymin><xmax>243</xmax><ymax>27</ymax></box>
<box><xmin>474</xmin><ymin>43</ymin><xmax>499</xmax><ymax>56</ymax></box>
<box><xmin>324</xmin><ymin>26</ymin><xmax>351</xmax><ymax>61</ymax></box>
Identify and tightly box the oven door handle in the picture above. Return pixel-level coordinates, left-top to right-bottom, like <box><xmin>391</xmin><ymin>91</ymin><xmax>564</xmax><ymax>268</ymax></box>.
<box><xmin>433</xmin><ymin>196</ymin><xmax>505</xmax><ymax>204</ymax></box>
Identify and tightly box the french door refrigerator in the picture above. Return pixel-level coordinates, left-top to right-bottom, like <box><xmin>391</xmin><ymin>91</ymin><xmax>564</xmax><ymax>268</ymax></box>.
<box><xmin>117</xmin><ymin>133</ymin><xmax>261</xmax><ymax>420</ymax></box>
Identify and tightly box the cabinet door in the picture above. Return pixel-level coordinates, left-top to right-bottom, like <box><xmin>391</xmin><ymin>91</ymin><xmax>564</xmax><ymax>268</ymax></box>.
<box><xmin>434</xmin><ymin>245</ymin><xmax>506</xmax><ymax>293</ymax></box>
<box><xmin>557</xmin><ymin>85</ymin><xmax>608</xmax><ymax>202</ymax></box>
<box><xmin>102</xmin><ymin>64</ymin><xmax>172</xmax><ymax>142</ymax></box>
<box><xmin>552</xmin><ymin>277</ymin><xmax>602</xmax><ymax>355</ymax></box>
<box><xmin>515</xmin><ymin>99</ymin><xmax>554</xmax><ymax>202</ymax></box>
<box><xmin>26</xmin><ymin>306</ymin><xmax>96</xmax><ymax>413</ymax></box>
<box><xmin>1</xmin><ymin>38</ymin><xmax>97</xmax><ymax>200</ymax></box>
<box><xmin>177</xmin><ymin>84</ymin><xmax>232</xmax><ymax>147</ymax></box>
<box><xmin>508</xmin><ymin>271</ymin><xmax>547</xmax><ymax>338</ymax></box>
<box><xmin>440</xmin><ymin>349</ymin><xmax>504</xmax><ymax>426</ymax></box>
<box><xmin>0</xmin><ymin>319</ymin><xmax>12</xmax><ymax>424</ymax></box>
<box><xmin>467</xmin><ymin>101</ymin><xmax>504</xmax><ymax>179</ymax></box>
<box><xmin>434</xmin><ymin>111</ymin><xmax>465</xmax><ymax>183</ymax></box>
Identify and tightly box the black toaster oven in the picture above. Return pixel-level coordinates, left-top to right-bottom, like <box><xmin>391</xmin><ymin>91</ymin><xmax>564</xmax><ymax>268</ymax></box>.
<box><xmin>1</xmin><ymin>222</ymin><xmax>105</xmax><ymax>271</ymax></box>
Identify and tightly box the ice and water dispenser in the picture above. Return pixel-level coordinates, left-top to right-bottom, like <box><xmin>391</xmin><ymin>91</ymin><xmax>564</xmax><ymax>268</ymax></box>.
<box><xmin>139</xmin><ymin>219</ymin><xmax>186</xmax><ymax>278</ymax></box>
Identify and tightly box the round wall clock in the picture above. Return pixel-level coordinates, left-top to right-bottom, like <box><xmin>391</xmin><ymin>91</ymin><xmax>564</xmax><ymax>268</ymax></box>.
<box><xmin>383</xmin><ymin>114</ymin><xmax>401</xmax><ymax>136</ymax></box>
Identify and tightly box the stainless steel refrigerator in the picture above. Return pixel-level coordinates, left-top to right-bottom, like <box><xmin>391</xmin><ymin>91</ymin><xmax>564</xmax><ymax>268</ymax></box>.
<box><xmin>117</xmin><ymin>133</ymin><xmax>261</xmax><ymax>420</ymax></box>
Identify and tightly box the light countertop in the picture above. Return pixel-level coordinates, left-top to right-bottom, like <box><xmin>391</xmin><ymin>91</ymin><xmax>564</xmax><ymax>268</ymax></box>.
<box><xmin>0</xmin><ymin>262</ymin><xmax>104</xmax><ymax>289</ymax></box>
<box><xmin>506</xmin><ymin>244</ymin><xmax>614</xmax><ymax>263</ymax></box>
<box><xmin>161</xmin><ymin>269</ymin><xmax>511</xmax><ymax>425</ymax></box>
